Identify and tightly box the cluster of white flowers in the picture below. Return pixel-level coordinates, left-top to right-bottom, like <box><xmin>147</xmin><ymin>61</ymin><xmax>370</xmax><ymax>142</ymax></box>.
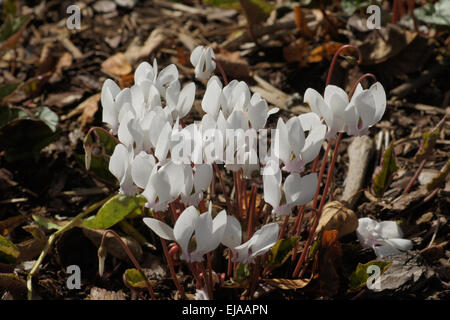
<box><xmin>100</xmin><ymin>45</ymin><xmax>388</xmax><ymax>264</ymax></box>
<box><xmin>304</xmin><ymin>82</ymin><xmax>386</xmax><ymax>139</ymax></box>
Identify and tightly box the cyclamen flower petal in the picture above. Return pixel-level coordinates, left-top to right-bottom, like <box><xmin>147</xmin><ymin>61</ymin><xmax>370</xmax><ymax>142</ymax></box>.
<box><xmin>248</xmin><ymin>93</ymin><xmax>279</xmax><ymax>130</ymax></box>
<box><xmin>109</xmin><ymin>144</ymin><xmax>137</xmax><ymax>195</ymax></box>
<box><xmin>263</xmin><ymin>165</ymin><xmax>317</xmax><ymax>216</ymax></box>
<box><xmin>131</xmin><ymin>152</ymin><xmax>155</xmax><ymax>189</ymax></box>
<box><xmin>134</xmin><ymin>59</ymin><xmax>179</xmax><ymax>97</ymax></box>
<box><xmin>221</xmin><ymin>215</ymin><xmax>242</xmax><ymax>249</ymax></box>
<box><xmin>190</xmin><ymin>46</ymin><xmax>216</xmax><ymax>80</ymax></box>
<box><xmin>101</xmin><ymin>80</ymin><xmax>131</xmax><ymax>133</ymax></box>
<box><xmin>202</xmin><ymin>76</ymin><xmax>223</xmax><ymax>119</ymax></box>
<box><xmin>344</xmin><ymin>82</ymin><xmax>386</xmax><ymax>136</ymax></box>
<box><xmin>356</xmin><ymin>217</ymin><xmax>413</xmax><ymax>258</ymax></box>
<box><xmin>273</xmin><ymin>116</ymin><xmax>325</xmax><ymax>173</ymax></box>
<box><xmin>144</xmin><ymin>205</ymin><xmax>227</xmax><ymax>263</ymax></box>
<box><xmin>228</xmin><ymin>223</ymin><xmax>279</xmax><ymax>264</ymax></box>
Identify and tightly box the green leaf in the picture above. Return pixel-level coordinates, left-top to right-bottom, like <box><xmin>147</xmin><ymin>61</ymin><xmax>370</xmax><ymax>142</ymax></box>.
<box><xmin>414</xmin><ymin>116</ymin><xmax>446</xmax><ymax>164</ymax></box>
<box><xmin>124</xmin><ymin>268</ymin><xmax>148</xmax><ymax>289</ymax></box>
<box><xmin>0</xmin><ymin>15</ymin><xmax>30</xmax><ymax>43</ymax></box>
<box><xmin>34</xmin><ymin>105</ymin><xmax>59</xmax><ymax>132</ymax></box>
<box><xmin>372</xmin><ymin>142</ymin><xmax>398</xmax><ymax>197</ymax></box>
<box><xmin>80</xmin><ymin>127</ymin><xmax>118</xmax><ymax>184</ymax></box>
<box><xmin>0</xmin><ymin>234</ymin><xmax>19</xmax><ymax>264</ymax></box>
<box><xmin>414</xmin><ymin>0</ymin><xmax>450</xmax><ymax>27</ymax></box>
<box><xmin>82</xmin><ymin>194</ymin><xmax>147</xmax><ymax>229</ymax></box>
<box><xmin>308</xmin><ymin>235</ymin><xmax>320</xmax><ymax>260</ymax></box>
<box><xmin>203</xmin><ymin>0</ymin><xmax>240</xmax><ymax>10</ymax></box>
<box><xmin>32</xmin><ymin>215</ymin><xmax>64</xmax><ymax>232</ymax></box>
<box><xmin>235</xmin><ymin>263</ymin><xmax>250</xmax><ymax>282</ymax></box>
<box><xmin>0</xmin><ymin>82</ymin><xmax>20</xmax><ymax>104</ymax></box>
<box><xmin>203</xmin><ymin>0</ymin><xmax>273</xmax><ymax>25</ymax></box>
<box><xmin>265</xmin><ymin>236</ymin><xmax>299</xmax><ymax>268</ymax></box>
<box><xmin>341</xmin><ymin>0</ymin><xmax>372</xmax><ymax>16</ymax></box>
<box><xmin>426</xmin><ymin>160</ymin><xmax>450</xmax><ymax>192</ymax></box>
<box><xmin>349</xmin><ymin>260</ymin><xmax>392</xmax><ymax>291</ymax></box>
<box><xmin>0</xmin><ymin>106</ymin><xmax>59</xmax><ymax>161</ymax></box>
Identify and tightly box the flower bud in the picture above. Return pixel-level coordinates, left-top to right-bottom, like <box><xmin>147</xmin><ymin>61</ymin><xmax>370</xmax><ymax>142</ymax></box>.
<box><xmin>98</xmin><ymin>246</ymin><xmax>107</xmax><ymax>277</ymax></box>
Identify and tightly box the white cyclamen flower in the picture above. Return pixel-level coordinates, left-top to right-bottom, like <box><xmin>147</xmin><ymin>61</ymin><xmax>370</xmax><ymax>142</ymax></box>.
<box><xmin>263</xmin><ymin>164</ymin><xmax>318</xmax><ymax>216</ymax></box>
<box><xmin>221</xmin><ymin>215</ymin><xmax>279</xmax><ymax>264</ymax></box>
<box><xmin>134</xmin><ymin>59</ymin><xmax>179</xmax><ymax>97</ymax></box>
<box><xmin>109</xmin><ymin>143</ymin><xmax>138</xmax><ymax>195</ymax></box>
<box><xmin>190</xmin><ymin>46</ymin><xmax>216</xmax><ymax>80</ymax></box>
<box><xmin>304</xmin><ymin>85</ymin><xmax>353</xmax><ymax>139</ymax></box>
<box><xmin>165</xmin><ymin>80</ymin><xmax>196</xmax><ymax>121</ymax></box>
<box><xmin>344</xmin><ymin>82</ymin><xmax>386</xmax><ymax>136</ymax></box>
<box><xmin>143</xmin><ymin>204</ymin><xmax>227</xmax><ymax>263</ymax></box>
<box><xmin>180</xmin><ymin>164</ymin><xmax>213</xmax><ymax>207</ymax></box>
<box><xmin>356</xmin><ymin>217</ymin><xmax>413</xmax><ymax>258</ymax></box>
<box><xmin>101</xmin><ymin>79</ymin><xmax>131</xmax><ymax>134</ymax></box>
<box><xmin>272</xmin><ymin>113</ymin><xmax>326</xmax><ymax>173</ymax></box>
<box><xmin>141</xmin><ymin>160</ymin><xmax>184</xmax><ymax>212</ymax></box>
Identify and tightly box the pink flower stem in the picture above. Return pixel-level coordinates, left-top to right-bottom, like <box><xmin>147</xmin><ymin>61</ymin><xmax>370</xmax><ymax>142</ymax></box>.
<box><xmin>278</xmin><ymin>215</ymin><xmax>290</xmax><ymax>241</ymax></box>
<box><xmin>212</xmin><ymin>58</ymin><xmax>228</xmax><ymax>85</ymax></box>
<box><xmin>153</xmin><ymin>211</ymin><xmax>186</xmax><ymax>299</ymax></box>
<box><xmin>290</xmin><ymin>206</ymin><xmax>306</xmax><ymax>262</ymax></box>
<box><xmin>188</xmin><ymin>262</ymin><xmax>203</xmax><ymax>289</ymax></box>
<box><xmin>213</xmin><ymin>163</ymin><xmax>233</xmax><ymax>214</ymax></box>
<box><xmin>227</xmin><ymin>249</ymin><xmax>233</xmax><ymax>277</ymax></box>
<box><xmin>308</xmin><ymin>138</ymin><xmax>334</xmax><ymax>232</ymax></box>
<box><xmin>348</xmin><ymin>73</ymin><xmax>377</xmax><ymax>98</ymax></box>
<box><xmin>403</xmin><ymin>159</ymin><xmax>427</xmax><ymax>194</ymax></box>
<box><xmin>294</xmin><ymin>132</ymin><xmax>343</xmax><ymax>278</ymax></box>
<box><xmin>247</xmin><ymin>185</ymin><xmax>257</xmax><ymax>238</ymax></box>
<box><xmin>248</xmin><ymin>256</ymin><xmax>261</xmax><ymax>299</ymax></box>
<box><xmin>100</xmin><ymin>229</ymin><xmax>156</xmax><ymax>299</ymax></box>
<box><xmin>207</xmin><ymin>252</ymin><xmax>214</xmax><ymax>297</ymax></box>
<box><xmin>290</xmin><ymin>155</ymin><xmax>320</xmax><ymax>235</ymax></box>
<box><xmin>326</xmin><ymin>45</ymin><xmax>362</xmax><ymax>86</ymax></box>
<box><xmin>198</xmin><ymin>261</ymin><xmax>213</xmax><ymax>300</ymax></box>
<box><xmin>233</xmin><ymin>171</ymin><xmax>242</xmax><ymax>218</ymax></box>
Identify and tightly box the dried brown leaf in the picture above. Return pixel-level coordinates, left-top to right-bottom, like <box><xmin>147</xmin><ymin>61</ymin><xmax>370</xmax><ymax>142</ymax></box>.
<box><xmin>316</xmin><ymin>201</ymin><xmax>359</xmax><ymax>239</ymax></box>
<box><xmin>262</xmin><ymin>278</ymin><xmax>311</xmax><ymax>290</ymax></box>
<box><xmin>101</xmin><ymin>52</ymin><xmax>132</xmax><ymax>77</ymax></box>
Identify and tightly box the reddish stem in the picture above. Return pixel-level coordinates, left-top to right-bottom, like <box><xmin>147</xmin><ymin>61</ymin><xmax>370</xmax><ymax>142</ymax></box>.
<box><xmin>326</xmin><ymin>45</ymin><xmax>362</xmax><ymax>86</ymax></box>
<box><xmin>198</xmin><ymin>261</ymin><xmax>213</xmax><ymax>300</ymax></box>
<box><xmin>348</xmin><ymin>73</ymin><xmax>377</xmax><ymax>98</ymax></box>
<box><xmin>247</xmin><ymin>185</ymin><xmax>257</xmax><ymax>238</ymax></box>
<box><xmin>212</xmin><ymin>58</ymin><xmax>228</xmax><ymax>85</ymax></box>
<box><xmin>290</xmin><ymin>155</ymin><xmax>320</xmax><ymax>235</ymax></box>
<box><xmin>293</xmin><ymin>133</ymin><xmax>343</xmax><ymax>278</ymax></box>
<box><xmin>214</xmin><ymin>163</ymin><xmax>233</xmax><ymax>214</ymax></box>
<box><xmin>227</xmin><ymin>249</ymin><xmax>233</xmax><ymax>277</ymax></box>
<box><xmin>100</xmin><ymin>230</ymin><xmax>156</xmax><ymax>299</ymax></box>
<box><xmin>403</xmin><ymin>159</ymin><xmax>427</xmax><ymax>194</ymax></box>
<box><xmin>154</xmin><ymin>212</ymin><xmax>186</xmax><ymax>299</ymax></box>
<box><xmin>278</xmin><ymin>215</ymin><xmax>290</xmax><ymax>241</ymax></box>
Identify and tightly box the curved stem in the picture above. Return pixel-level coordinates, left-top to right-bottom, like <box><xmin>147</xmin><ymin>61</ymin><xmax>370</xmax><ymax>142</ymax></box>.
<box><xmin>326</xmin><ymin>45</ymin><xmax>362</xmax><ymax>86</ymax></box>
<box><xmin>27</xmin><ymin>195</ymin><xmax>113</xmax><ymax>300</ymax></box>
<box><xmin>153</xmin><ymin>211</ymin><xmax>186</xmax><ymax>299</ymax></box>
<box><xmin>100</xmin><ymin>230</ymin><xmax>156</xmax><ymax>299</ymax></box>
<box><xmin>212</xmin><ymin>58</ymin><xmax>228</xmax><ymax>85</ymax></box>
<box><xmin>348</xmin><ymin>73</ymin><xmax>377</xmax><ymax>99</ymax></box>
